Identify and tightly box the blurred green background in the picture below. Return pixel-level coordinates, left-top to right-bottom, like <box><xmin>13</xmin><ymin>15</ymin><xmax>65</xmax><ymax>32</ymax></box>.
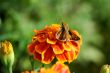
<box><xmin>0</xmin><ymin>0</ymin><xmax>110</xmax><ymax>73</ymax></box>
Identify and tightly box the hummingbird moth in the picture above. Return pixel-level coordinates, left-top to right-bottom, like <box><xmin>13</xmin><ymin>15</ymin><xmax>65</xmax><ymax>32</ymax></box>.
<box><xmin>56</xmin><ymin>23</ymin><xmax>80</xmax><ymax>42</ymax></box>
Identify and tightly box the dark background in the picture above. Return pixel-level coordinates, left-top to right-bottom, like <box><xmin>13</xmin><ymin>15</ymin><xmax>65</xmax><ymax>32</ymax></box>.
<box><xmin>0</xmin><ymin>0</ymin><xmax>110</xmax><ymax>73</ymax></box>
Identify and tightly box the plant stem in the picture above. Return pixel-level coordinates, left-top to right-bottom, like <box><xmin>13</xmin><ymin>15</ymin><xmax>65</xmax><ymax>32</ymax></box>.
<box><xmin>6</xmin><ymin>65</ymin><xmax>12</xmax><ymax>73</ymax></box>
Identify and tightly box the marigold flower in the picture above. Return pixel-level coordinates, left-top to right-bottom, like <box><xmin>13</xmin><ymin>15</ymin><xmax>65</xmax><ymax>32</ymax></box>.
<box><xmin>39</xmin><ymin>62</ymin><xmax>70</xmax><ymax>73</ymax></box>
<box><xmin>22</xmin><ymin>62</ymin><xmax>70</xmax><ymax>73</ymax></box>
<box><xmin>28</xmin><ymin>24</ymin><xmax>82</xmax><ymax>64</ymax></box>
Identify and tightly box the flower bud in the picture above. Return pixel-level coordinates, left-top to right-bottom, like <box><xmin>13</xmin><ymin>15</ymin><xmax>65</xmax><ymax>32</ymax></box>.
<box><xmin>100</xmin><ymin>65</ymin><xmax>110</xmax><ymax>73</ymax></box>
<box><xmin>0</xmin><ymin>40</ymin><xmax>14</xmax><ymax>73</ymax></box>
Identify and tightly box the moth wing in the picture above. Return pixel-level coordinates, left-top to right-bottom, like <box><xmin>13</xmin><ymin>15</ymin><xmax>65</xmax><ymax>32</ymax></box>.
<box><xmin>69</xmin><ymin>30</ymin><xmax>80</xmax><ymax>41</ymax></box>
<box><xmin>56</xmin><ymin>29</ymin><xmax>62</xmax><ymax>39</ymax></box>
<box><xmin>56</xmin><ymin>28</ymin><xmax>66</xmax><ymax>41</ymax></box>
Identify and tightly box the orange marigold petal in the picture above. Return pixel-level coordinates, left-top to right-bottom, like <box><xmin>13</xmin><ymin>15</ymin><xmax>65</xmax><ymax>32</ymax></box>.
<box><xmin>51</xmin><ymin>42</ymin><xmax>64</xmax><ymax>54</ymax></box>
<box><xmin>42</xmin><ymin>47</ymin><xmax>55</xmax><ymax>64</ymax></box>
<box><xmin>51</xmin><ymin>24</ymin><xmax>60</xmax><ymax>29</ymax></box>
<box><xmin>28</xmin><ymin>42</ymin><xmax>38</xmax><ymax>54</ymax></box>
<box><xmin>64</xmin><ymin>50</ymin><xmax>75</xmax><ymax>63</ymax></box>
<box><xmin>39</xmin><ymin>68</ymin><xmax>46</xmax><ymax>73</ymax></box>
<box><xmin>34</xmin><ymin>52</ymin><xmax>42</xmax><ymax>62</ymax></box>
<box><xmin>35</xmin><ymin>42</ymin><xmax>50</xmax><ymax>54</ymax></box>
<box><xmin>39</xmin><ymin>68</ymin><xmax>55</xmax><ymax>73</ymax></box>
<box><xmin>70</xmin><ymin>41</ymin><xmax>78</xmax><ymax>47</ymax></box>
<box><xmin>74</xmin><ymin>51</ymin><xmax>79</xmax><ymax>59</ymax></box>
<box><xmin>22</xmin><ymin>71</ymin><xmax>30</xmax><ymax>73</ymax></box>
<box><xmin>70</xmin><ymin>41</ymin><xmax>79</xmax><ymax>51</ymax></box>
<box><xmin>47</xmin><ymin>38</ymin><xmax>56</xmax><ymax>44</ymax></box>
<box><xmin>45</xmin><ymin>24</ymin><xmax>60</xmax><ymax>32</ymax></box>
<box><xmin>36</xmin><ymin>33</ymin><xmax>47</xmax><ymax>42</ymax></box>
<box><xmin>52</xmin><ymin>62</ymin><xmax>70</xmax><ymax>73</ymax></box>
<box><xmin>56</xmin><ymin>54</ymin><xmax>67</xmax><ymax>63</ymax></box>
<box><xmin>62</xmin><ymin>42</ymin><xmax>72</xmax><ymax>51</ymax></box>
<box><xmin>53</xmin><ymin>63</ymin><xmax>62</xmax><ymax>72</ymax></box>
<box><xmin>61</xmin><ymin>66</ymin><xmax>70</xmax><ymax>73</ymax></box>
<box><xmin>33</xmin><ymin>29</ymin><xmax>48</xmax><ymax>42</ymax></box>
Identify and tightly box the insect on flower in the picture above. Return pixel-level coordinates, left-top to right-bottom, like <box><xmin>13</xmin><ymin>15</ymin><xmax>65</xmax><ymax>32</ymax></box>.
<box><xmin>56</xmin><ymin>22</ymin><xmax>80</xmax><ymax>42</ymax></box>
<box><xmin>28</xmin><ymin>23</ymin><xmax>82</xmax><ymax>64</ymax></box>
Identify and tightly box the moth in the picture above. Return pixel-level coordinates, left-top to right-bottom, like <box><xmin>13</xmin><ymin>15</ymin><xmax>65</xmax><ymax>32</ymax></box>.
<box><xmin>56</xmin><ymin>22</ymin><xmax>80</xmax><ymax>42</ymax></box>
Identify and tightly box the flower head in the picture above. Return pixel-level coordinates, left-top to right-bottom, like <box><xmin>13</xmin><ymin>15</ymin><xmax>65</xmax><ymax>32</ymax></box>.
<box><xmin>39</xmin><ymin>62</ymin><xmax>70</xmax><ymax>73</ymax></box>
<box><xmin>28</xmin><ymin>24</ymin><xmax>82</xmax><ymax>64</ymax></box>
<box><xmin>0</xmin><ymin>40</ymin><xmax>13</xmax><ymax>55</ymax></box>
<box><xmin>22</xmin><ymin>62</ymin><xmax>70</xmax><ymax>73</ymax></box>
